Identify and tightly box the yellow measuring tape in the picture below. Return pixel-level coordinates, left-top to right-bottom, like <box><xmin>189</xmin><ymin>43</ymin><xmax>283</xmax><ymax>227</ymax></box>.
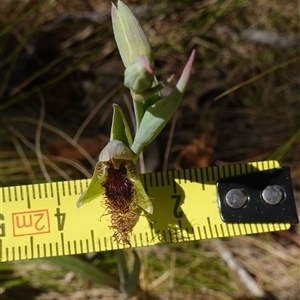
<box><xmin>0</xmin><ymin>160</ymin><xmax>292</xmax><ymax>262</ymax></box>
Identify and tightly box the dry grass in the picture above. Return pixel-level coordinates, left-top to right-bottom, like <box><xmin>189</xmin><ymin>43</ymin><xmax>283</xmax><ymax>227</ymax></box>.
<box><xmin>1</xmin><ymin>0</ymin><xmax>299</xmax><ymax>299</ymax></box>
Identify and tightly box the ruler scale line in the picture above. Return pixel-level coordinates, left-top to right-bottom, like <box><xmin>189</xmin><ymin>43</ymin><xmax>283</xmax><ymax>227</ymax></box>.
<box><xmin>207</xmin><ymin>217</ymin><xmax>213</xmax><ymax>238</ymax></box>
<box><xmin>61</xmin><ymin>233</ymin><xmax>65</xmax><ymax>256</ymax></box>
<box><xmin>219</xmin><ymin>224</ymin><xmax>225</xmax><ymax>238</ymax></box>
<box><xmin>79</xmin><ymin>240</ymin><xmax>83</xmax><ymax>254</ymax></box>
<box><xmin>67</xmin><ymin>241</ymin><xmax>71</xmax><ymax>255</ymax></box>
<box><xmin>14</xmin><ymin>186</ymin><xmax>18</xmax><ymax>202</ymax></box>
<box><xmin>203</xmin><ymin>225</ymin><xmax>208</xmax><ymax>239</ymax></box>
<box><xmin>97</xmin><ymin>238</ymin><xmax>101</xmax><ymax>252</ymax></box>
<box><xmin>183</xmin><ymin>169</ymin><xmax>187</xmax><ymax>183</ymax></box>
<box><xmin>160</xmin><ymin>172</ymin><xmax>164</xmax><ymax>186</ymax></box>
<box><xmin>171</xmin><ymin>170</ymin><xmax>177</xmax><ymax>194</ymax></box>
<box><xmin>30</xmin><ymin>236</ymin><xmax>34</xmax><ymax>259</ymax></box>
<box><xmin>91</xmin><ymin>230</ymin><xmax>95</xmax><ymax>252</ymax></box>
<box><xmin>0</xmin><ymin>160</ymin><xmax>297</xmax><ymax>262</ymax></box>
<box><xmin>26</xmin><ymin>186</ymin><xmax>31</xmax><ymax>209</ymax></box>
<box><xmin>6</xmin><ymin>247</ymin><xmax>9</xmax><ymax>261</ymax></box>
<box><xmin>154</xmin><ymin>172</ymin><xmax>159</xmax><ymax>187</ymax></box>
<box><xmin>86</xmin><ymin>239</ymin><xmax>89</xmax><ymax>253</ymax></box>
<box><xmin>49</xmin><ymin>243</ymin><xmax>53</xmax><ymax>257</ymax></box>
<box><xmin>149</xmin><ymin>172</ymin><xmax>153</xmax><ymax>188</ymax></box>
<box><xmin>199</xmin><ymin>168</ymin><xmax>205</xmax><ymax>190</ymax></box>
<box><xmin>73</xmin><ymin>240</ymin><xmax>77</xmax><ymax>255</ymax></box>
<box><xmin>55</xmin><ymin>242</ymin><xmax>59</xmax><ymax>257</ymax></box>
<box><xmin>214</xmin><ymin>224</ymin><xmax>219</xmax><ymax>238</ymax></box>
<box><xmin>0</xmin><ymin>238</ymin><xmax>2</xmax><ymax>261</ymax></box>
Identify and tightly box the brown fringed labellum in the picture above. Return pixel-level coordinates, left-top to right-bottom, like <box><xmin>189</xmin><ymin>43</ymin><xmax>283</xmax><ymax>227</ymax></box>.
<box><xmin>100</xmin><ymin>160</ymin><xmax>140</xmax><ymax>246</ymax></box>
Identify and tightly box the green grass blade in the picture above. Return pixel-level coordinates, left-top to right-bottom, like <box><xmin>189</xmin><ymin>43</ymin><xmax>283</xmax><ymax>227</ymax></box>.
<box><xmin>47</xmin><ymin>256</ymin><xmax>119</xmax><ymax>290</ymax></box>
<box><xmin>0</xmin><ymin>0</ymin><xmax>48</xmax><ymax>37</ymax></box>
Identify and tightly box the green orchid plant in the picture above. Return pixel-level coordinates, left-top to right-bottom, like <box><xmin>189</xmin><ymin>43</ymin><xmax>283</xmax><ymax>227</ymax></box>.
<box><xmin>76</xmin><ymin>0</ymin><xmax>195</xmax><ymax>247</ymax></box>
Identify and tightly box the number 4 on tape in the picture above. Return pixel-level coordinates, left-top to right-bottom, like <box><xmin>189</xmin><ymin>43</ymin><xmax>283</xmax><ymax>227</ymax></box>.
<box><xmin>0</xmin><ymin>160</ymin><xmax>298</xmax><ymax>262</ymax></box>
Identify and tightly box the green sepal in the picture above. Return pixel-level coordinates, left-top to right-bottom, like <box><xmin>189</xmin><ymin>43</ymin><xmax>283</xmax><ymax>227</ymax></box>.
<box><xmin>133</xmin><ymin>178</ymin><xmax>153</xmax><ymax>213</ymax></box>
<box><xmin>117</xmin><ymin>0</ymin><xmax>152</xmax><ymax>66</ymax></box>
<box><xmin>76</xmin><ymin>161</ymin><xmax>104</xmax><ymax>208</ymax></box>
<box><xmin>111</xmin><ymin>2</ymin><xmax>131</xmax><ymax>67</ymax></box>
<box><xmin>110</xmin><ymin>104</ymin><xmax>133</xmax><ymax>147</ymax></box>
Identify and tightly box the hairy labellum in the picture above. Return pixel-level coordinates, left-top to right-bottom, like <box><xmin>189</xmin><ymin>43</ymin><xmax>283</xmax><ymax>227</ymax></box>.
<box><xmin>102</xmin><ymin>161</ymin><xmax>133</xmax><ymax>202</ymax></box>
<box><xmin>100</xmin><ymin>160</ymin><xmax>140</xmax><ymax>246</ymax></box>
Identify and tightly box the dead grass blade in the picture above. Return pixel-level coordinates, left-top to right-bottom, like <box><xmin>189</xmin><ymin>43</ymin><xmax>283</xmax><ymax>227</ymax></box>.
<box><xmin>214</xmin><ymin>55</ymin><xmax>300</xmax><ymax>101</ymax></box>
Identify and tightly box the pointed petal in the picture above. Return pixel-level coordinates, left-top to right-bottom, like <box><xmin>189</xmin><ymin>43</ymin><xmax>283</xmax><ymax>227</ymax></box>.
<box><xmin>111</xmin><ymin>2</ymin><xmax>131</xmax><ymax>66</ymax></box>
<box><xmin>176</xmin><ymin>49</ymin><xmax>195</xmax><ymax>92</ymax></box>
<box><xmin>76</xmin><ymin>161</ymin><xmax>104</xmax><ymax>207</ymax></box>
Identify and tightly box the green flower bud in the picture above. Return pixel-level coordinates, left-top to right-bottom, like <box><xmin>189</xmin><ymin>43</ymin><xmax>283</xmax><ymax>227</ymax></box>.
<box><xmin>124</xmin><ymin>55</ymin><xmax>154</xmax><ymax>92</ymax></box>
<box><xmin>111</xmin><ymin>0</ymin><xmax>152</xmax><ymax>67</ymax></box>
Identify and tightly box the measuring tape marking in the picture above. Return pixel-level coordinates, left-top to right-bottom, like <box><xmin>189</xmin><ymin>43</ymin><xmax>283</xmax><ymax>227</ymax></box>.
<box><xmin>0</xmin><ymin>161</ymin><xmax>293</xmax><ymax>262</ymax></box>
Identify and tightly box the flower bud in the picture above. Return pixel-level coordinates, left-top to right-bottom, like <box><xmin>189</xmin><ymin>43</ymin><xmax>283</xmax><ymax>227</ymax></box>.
<box><xmin>124</xmin><ymin>55</ymin><xmax>154</xmax><ymax>92</ymax></box>
<box><xmin>111</xmin><ymin>0</ymin><xmax>152</xmax><ymax>67</ymax></box>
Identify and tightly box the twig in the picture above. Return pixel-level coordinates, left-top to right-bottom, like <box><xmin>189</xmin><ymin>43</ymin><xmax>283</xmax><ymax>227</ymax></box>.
<box><xmin>214</xmin><ymin>55</ymin><xmax>300</xmax><ymax>101</ymax></box>
<box><xmin>211</xmin><ymin>239</ymin><xmax>267</xmax><ymax>299</ymax></box>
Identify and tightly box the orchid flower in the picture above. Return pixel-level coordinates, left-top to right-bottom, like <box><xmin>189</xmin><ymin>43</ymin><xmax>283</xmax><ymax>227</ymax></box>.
<box><xmin>77</xmin><ymin>0</ymin><xmax>195</xmax><ymax>247</ymax></box>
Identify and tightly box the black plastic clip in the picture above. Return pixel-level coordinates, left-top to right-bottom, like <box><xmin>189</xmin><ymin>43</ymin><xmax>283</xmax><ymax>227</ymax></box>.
<box><xmin>216</xmin><ymin>167</ymin><xmax>299</xmax><ymax>224</ymax></box>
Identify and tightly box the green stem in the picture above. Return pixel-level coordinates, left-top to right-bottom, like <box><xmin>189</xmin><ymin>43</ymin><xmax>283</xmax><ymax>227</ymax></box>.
<box><xmin>132</xmin><ymin>96</ymin><xmax>145</xmax><ymax>131</ymax></box>
<box><xmin>115</xmin><ymin>250</ymin><xmax>129</xmax><ymax>296</ymax></box>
